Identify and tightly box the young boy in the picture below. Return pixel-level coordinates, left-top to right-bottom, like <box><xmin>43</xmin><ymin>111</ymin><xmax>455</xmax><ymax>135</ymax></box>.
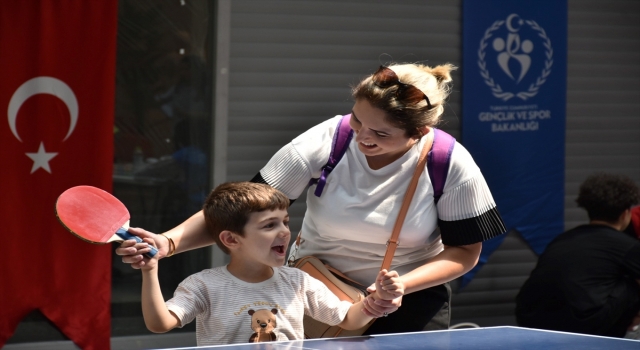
<box><xmin>139</xmin><ymin>182</ymin><xmax>404</xmax><ymax>346</ymax></box>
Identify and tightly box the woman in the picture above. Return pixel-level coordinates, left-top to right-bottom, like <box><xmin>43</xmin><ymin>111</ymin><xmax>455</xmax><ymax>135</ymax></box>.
<box><xmin>118</xmin><ymin>63</ymin><xmax>507</xmax><ymax>334</ymax></box>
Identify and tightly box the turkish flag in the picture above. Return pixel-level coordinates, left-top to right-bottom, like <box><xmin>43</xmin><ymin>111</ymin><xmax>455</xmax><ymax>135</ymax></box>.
<box><xmin>0</xmin><ymin>2</ymin><xmax>118</xmax><ymax>349</ymax></box>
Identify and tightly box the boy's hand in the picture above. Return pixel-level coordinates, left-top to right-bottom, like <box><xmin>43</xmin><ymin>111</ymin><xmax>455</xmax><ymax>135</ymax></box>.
<box><xmin>373</xmin><ymin>269</ymin><xmax>405</xmax><ymax>300</ymax></box>
<box><xmin>139</xmin><ymin>236</ymin><xmax>160</xmax><ymax>271</ymax></box>
<box><xmin>116</xmin><ymin>227</ymin><xmax>167</xmax><ymax>269</ymax></box>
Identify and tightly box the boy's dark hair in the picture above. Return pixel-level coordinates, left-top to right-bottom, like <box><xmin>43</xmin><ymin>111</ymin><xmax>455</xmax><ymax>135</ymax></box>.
<box><xmin>576</xmin><ymin>173</ymin><xmax>640</xmax><ymax>222</ymax></box>
<box><xmin>202</xmin><ymin>182</ymin><xmax>289</xmax><ymax>254</ymax></box>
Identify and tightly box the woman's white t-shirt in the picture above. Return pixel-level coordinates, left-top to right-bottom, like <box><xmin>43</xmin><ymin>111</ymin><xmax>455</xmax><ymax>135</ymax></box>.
<box><xmin>259</xmin><ymin>115</ymin><xmax>505</xmax><ymax>286</ymax></box>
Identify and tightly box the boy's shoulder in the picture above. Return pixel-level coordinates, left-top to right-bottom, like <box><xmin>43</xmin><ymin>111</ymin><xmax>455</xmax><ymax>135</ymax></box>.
<box><xmin>274</xmin><ymin>266</ymin><xmax>336</xmax><ymax>295</ymax></box>
<box><xmin>179</xmin><ymin>266</ymin><xmax>230</xmax><ymax>286</ymax></box>
<box><xmin>274</xmin><ymin>266</ymin><xmax>316</xmax><ymax>286</ymax></box>
<box><xmin>187</xmin><ymin>266</ymin><xmax>308</xmax><ymax>285</ymax></box>
<box><xmin>275</xmin><ymin>265</ymin><xmax>307</xmax><ymax>279</ymax></box>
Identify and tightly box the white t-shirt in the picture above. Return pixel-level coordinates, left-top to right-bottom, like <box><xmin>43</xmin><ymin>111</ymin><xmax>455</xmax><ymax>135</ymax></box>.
<box><xmin>166</xmin><ymin>266</ymin><xmax>351</xmax><ymax>346</ymax></box>
<box><xmin>260</xmin><ymin>115</ymin><xmax>505</xmax><ymax>285</ymax></box>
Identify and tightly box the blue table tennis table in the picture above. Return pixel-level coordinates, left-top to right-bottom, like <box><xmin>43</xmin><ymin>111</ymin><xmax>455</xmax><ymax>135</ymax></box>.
<box><xmin>157</xmin><ymin>326</ymin><xmax>640</xmax><ymax>350</ymax></box>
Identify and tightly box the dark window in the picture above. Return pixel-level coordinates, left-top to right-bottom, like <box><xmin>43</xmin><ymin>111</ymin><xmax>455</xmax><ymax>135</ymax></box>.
<box><xmin>112</xmin><ymin>0</ymin><xmax>214</xmax><ymax>337</ymax></box>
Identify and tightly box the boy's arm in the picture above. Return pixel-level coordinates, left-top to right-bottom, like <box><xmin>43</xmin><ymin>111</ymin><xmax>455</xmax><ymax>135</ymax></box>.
<box><xmin>141</xmin><ymin>248</ymin><xmax>180</xmax><ymax>333</ymax></box>
<box><xmin>337</xmin><ymin>298</ymin><xmax>374</xmax><ymax>330</ymax></box>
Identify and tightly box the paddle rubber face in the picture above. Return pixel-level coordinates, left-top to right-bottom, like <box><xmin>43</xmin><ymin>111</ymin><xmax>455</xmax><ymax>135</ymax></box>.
<box><xmin>56</xmin><ymin>185</ymin><xmax>157</xmax><ymax>257</ymax></box>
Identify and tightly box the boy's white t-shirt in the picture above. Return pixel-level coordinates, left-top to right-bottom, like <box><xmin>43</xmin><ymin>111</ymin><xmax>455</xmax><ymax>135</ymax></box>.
<box><xmin>261</xmin><ymin>115</ymin><xmax>504</xmax><ymax>285</ymax></box>
<box><xmin>165</xmin><ymin>265</ymin><xmax>351</xmax><ymax>346</ymax></box>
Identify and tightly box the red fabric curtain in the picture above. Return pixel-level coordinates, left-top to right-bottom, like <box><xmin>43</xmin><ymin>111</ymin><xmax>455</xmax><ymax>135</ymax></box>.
<box><xmin>0</xmin><ymin>1</ymin><xmax>118</xmax><ymax>349</ymax></box>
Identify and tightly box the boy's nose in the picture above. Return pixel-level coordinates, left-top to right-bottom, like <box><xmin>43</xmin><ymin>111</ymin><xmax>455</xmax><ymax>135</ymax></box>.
<box><xmin>279</xmin><ymin>227</ymin><xmax>290</xmax><ymax>237</ymax></box>
<box><xmin>278</xmin><ymin>225</ymin><xmax>290</xmax><ymax>237</ymax></box>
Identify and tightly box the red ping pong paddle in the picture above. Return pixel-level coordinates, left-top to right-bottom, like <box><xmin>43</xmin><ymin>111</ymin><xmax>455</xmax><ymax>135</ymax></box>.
<box><xmin>55</xmin><ymin>185</ymin><xmax>158</xmax><ymax>257</ymax></box>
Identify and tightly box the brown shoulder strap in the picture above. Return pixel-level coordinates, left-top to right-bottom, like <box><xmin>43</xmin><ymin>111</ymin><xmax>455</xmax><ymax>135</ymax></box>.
<box><xmin>380</xmin><ymin>130</ymin><xmax>434</xmax><ymax>271</ymax></box>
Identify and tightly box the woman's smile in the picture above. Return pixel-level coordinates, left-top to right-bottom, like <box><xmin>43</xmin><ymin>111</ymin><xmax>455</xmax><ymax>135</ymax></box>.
<box><xmin>350</xmin><ymin>99</ymin><xmax>418</xmax><ymax>169</ymax></box>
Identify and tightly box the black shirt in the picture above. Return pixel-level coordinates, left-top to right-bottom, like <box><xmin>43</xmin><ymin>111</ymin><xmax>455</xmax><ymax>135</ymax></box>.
<box><xmin>516</xmin><ymin>224</ymin><xmax>640</xmax><ymax>336</ymax></box>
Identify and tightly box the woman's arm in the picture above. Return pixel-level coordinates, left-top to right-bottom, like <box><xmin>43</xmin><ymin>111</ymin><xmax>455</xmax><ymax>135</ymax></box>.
<box><xmin>363</xmin><ymin>243</ymin><xmax>481</xmax><ymax>315</ymax></box>
<box><xmin>162</xmin><ymin>210</ymin><xmax>216</xmax><ymax>254</ymax></box>
<box><xmin>400</xmin><ymin>242</ymin><xmax>481</xmax><ymax>294</ymax></box>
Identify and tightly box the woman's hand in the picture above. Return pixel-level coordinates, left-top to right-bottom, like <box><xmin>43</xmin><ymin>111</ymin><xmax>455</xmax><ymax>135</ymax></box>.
<box><xmin>363</xmin><ymin>282</ymin><xmax>403</xmax><ymax>318</ymax></box>
<box><xmin>362</xmin><ymin>293</ymin><xmax>402</xmax><ymax>318</ymax></box>
<box><xmin>115</xmin><ymin>227</ymin><xmax>169</xmax><ymax>269</ymax></box>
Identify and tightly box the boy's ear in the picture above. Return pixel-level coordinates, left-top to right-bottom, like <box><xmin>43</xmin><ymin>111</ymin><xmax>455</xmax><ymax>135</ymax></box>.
<box><xmin>219</xmin><ymin>230</ymin><xmax>241</xmax><ymax>250</ymax></box>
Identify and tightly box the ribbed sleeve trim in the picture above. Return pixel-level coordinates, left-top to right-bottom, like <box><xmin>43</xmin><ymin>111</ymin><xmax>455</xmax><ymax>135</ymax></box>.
<box><xmin>250</xmin><ymin>172</ymin><xmax>296</xmax><ymax>206</ymax></box>
<box><xmin>439</xmin><ymin>207</ymin><xmax>507</xmax><ymax>246</ymax></box>
<box><xmin>259</xmin><ymin>143</ymin><xmax>313</xmax><ymax>199</ymax></box>
<box><xmin>437</xmin><ymin>176</ymin><xmax>497</xmax><ymax>221</ymax></box>
<box><xmin>250</xmin><ymin>172</ymin><xmax>268</xmax><ymax>184</ymax></box>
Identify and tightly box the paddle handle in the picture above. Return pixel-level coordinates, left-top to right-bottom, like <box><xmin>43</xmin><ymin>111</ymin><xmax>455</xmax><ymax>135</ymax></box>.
<box><xmin>116</xmin><ymin>228</ymin><xmax>158</xmax><ymax>258</ymax></box>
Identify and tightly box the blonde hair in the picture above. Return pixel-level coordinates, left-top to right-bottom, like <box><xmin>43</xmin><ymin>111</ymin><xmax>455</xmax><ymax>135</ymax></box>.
<box><xmin>202</xmin><ymin>182</ymin><xmax>289</xmax><ymax>254</ymax></box>
<box><xmin>352</xmin><ymin>63</ymin><xmax>457</xmax><ymax>138</ymax></box>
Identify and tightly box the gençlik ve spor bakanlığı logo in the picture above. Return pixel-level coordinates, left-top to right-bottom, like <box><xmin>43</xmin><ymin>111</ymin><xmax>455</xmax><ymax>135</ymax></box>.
<box><xmin>478</xmin><ymin>13</ymin><xmax>553</xmax><ymax>102</ymax></box>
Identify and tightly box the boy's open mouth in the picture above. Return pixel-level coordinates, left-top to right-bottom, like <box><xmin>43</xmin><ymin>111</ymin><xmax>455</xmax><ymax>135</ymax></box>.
<box><xmin>271</xmin><ymin>245</ymin><xmax>285</xmax><ymax>255</ymax></box>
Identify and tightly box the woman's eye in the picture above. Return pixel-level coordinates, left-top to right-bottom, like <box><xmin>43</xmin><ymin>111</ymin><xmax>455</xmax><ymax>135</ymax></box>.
<box><xmin>375</xmin><ymin>133</ymin><xmax>388</xmax><ymax>138</ymax></box>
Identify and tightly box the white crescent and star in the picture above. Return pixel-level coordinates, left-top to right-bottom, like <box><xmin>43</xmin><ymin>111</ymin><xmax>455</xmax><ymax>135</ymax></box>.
<box><xmin>506</xmin><ymin>14</ymin><xmax>522</xmax><ymax>32</ymax></box>
<box><xmin>7</xmin><ymin>77</ymin><xmax>78</xmax><ymax>174</ymax></box>
<box><xmin>26</xmin><ymin>142</ymin><xmax>58</xmax><ymax>174</ymax></box>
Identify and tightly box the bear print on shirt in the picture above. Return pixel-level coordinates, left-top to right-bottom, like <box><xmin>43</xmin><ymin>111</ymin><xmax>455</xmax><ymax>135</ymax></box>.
<box><xmin>248</xmin><ymin>308</ymin><xmax>278</xmax><ymax>342</ymax></box>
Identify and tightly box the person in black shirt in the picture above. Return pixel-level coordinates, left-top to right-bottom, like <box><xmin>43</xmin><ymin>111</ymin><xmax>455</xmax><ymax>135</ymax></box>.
<box><xmin>515</xmin><ymin>173</ymin><xmax>640</xmax><ymax>337</ymax></box>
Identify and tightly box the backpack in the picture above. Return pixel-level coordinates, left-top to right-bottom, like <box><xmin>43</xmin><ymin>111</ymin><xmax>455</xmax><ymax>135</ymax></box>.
<box><xmin>309</xmin><ymin>114</ymin><xmax>456</xmax><ymax>203</ymax></box>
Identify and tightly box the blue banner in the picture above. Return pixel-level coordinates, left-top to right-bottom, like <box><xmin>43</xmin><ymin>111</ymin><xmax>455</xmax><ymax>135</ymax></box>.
<box><xmin>461</xmin><ymin>0</ymin><xmax>567</xmax><ymax>287</ymax></box>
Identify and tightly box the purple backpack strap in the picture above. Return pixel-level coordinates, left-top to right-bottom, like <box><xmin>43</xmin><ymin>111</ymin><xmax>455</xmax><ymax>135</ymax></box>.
<box><xmin>310</xmin><ymin>114</ymin><xmax>354</xmax><ymax>197</ymax></box>
<box><xmin>427</xmin><ymin>128</ymin><xmax>456</xmax><ymax>204</ymax></box>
